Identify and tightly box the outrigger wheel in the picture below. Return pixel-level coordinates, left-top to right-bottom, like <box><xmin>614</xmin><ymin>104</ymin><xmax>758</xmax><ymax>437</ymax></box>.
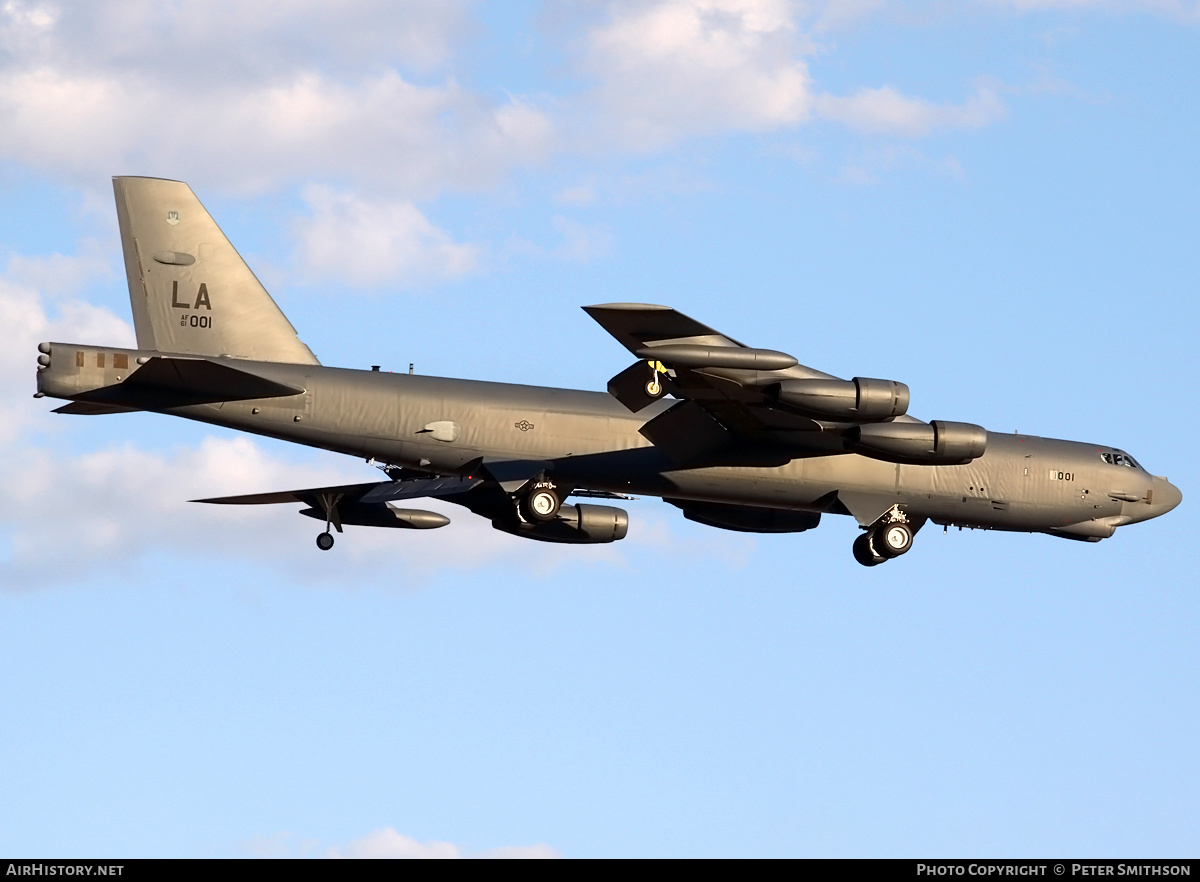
<box><xmin>316</xmin><ymin>531</ymin><xmax>335</xmax><ymax>551</ymax></box>
<box><xmin>645</xmin><ymin>360</ymin><xmax>664</xmax><ymax>398</ymax></box>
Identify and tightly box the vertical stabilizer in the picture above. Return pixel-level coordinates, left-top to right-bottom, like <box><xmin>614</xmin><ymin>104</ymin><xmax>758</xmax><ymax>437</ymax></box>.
<box><xmin>113</xmin><ymin>176</ymin><xmax>319</xmax><ymax>364</ymax></box>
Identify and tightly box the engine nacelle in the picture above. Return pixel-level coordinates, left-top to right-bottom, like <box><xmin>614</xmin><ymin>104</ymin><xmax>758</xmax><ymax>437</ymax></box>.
<box><xmin>496</xmin><ymin>503</ymin><xmax>630</xmax><ymax>544</ymax></box>
<box><xmin>848</xmin><ymin>419</ymin><xmax>987</xmax><ymax>464</ymax></box>
<box><xmin>775</xmin><ymin>377</ymin><xmax>909</xmax><ymax>421</ymax></box>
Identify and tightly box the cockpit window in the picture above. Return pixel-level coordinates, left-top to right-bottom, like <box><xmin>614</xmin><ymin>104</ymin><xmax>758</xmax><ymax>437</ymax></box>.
<box><xmin>1100</xmin><ymin>450</ymin><xmax>1141</xmax><ymax>469</ymax></box>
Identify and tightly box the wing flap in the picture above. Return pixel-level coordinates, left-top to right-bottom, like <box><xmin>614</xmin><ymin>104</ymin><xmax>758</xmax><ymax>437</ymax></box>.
<box><xmin>360</xmin><ymin>474</ymin><xmax>482</xmax><ymax>503</ymax></box>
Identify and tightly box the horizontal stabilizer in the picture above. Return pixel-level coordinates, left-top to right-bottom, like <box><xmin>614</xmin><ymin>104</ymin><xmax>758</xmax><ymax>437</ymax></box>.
<box><xmin>79</xmin><ymin>356</ymin><xmax>303</xmax><ymax>409</ymax></box>
<box><xmin>52</xmin><ymin>401</ymin><xmax>140</xmax><ymax>416</ymax></box>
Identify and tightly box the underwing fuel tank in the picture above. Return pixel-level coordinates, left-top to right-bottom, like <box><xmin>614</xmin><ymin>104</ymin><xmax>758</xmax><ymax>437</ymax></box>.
<box><xmin>299</xmin><ymin>503</ymin><xmax>450</xmax><ymax>529</ymax></box>
<box><xmin>848</xmin><ymin>419</ymin><xmax>987</xmax><ymax>465</ymax></box>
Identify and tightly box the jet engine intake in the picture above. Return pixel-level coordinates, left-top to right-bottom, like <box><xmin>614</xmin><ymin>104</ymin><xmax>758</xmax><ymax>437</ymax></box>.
<box><xmin>775</xmin><ymin>377</ymin><xmax>909</xmax><ymax>421</ymax></box>
<box><xmin>849</xmin><ymin>420</ymin><xmax>987</xmax><ymax>464</ymax></box>
<box><xmin>496</xmin><ymin>503</ymin><xmax>629</xmax><ymax>544</ymax></box>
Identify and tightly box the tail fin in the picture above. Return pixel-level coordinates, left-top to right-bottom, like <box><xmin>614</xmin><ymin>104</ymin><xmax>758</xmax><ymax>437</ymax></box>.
<box><xmin>113</xmin><ymin>176</ymin><xmax>319</xmax><ymax>364</ymax></box>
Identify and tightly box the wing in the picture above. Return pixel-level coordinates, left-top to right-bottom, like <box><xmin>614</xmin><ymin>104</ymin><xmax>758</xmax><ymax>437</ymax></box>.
<box><xmin>193</xmin><ymin>476</ymin><xmax>486</xmax><ymax>531</ymax></box>
<box><xmin>191</xmin><ymin>465</ymin><xmax>625</xmax><ymax>532</ymax></box>
<box><xmin>583</xmin><ymin>303</ymin><xmax>915</xmax><ymax>463</ymax></box>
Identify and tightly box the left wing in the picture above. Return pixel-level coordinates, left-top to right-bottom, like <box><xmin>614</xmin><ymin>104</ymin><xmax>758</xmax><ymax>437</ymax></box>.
<box><xmin>193</xmin><ymin>476</ymin><xmax>482</xmax><ymax>532</ymax></box>
<box><xmin>193</xmin><ymin>468</ymin><xmax>631</xmax><ymax>534</ymax></box>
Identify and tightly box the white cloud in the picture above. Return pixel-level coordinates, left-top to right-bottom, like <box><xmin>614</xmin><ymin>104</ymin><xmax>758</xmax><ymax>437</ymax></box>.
<box><xmin>327</xmin><ymin>829</ymin><xmax>463</xmax><ymax>859</ymax></box>
<box><xmin>815</xmin><ymin>85</ymin><xmax>1006</xmax><ymax>136</ymax></box>
<box><xmin>992</xmin><ymin>0</ymin><xmax>1200</xmax><ymax>17</ymax></box>
<box><xmin>0</xmin><ymin>248</ymin><xmax>130</xmax><ymax>444</ymax></box>
<box><xmin>551</xmin><ymin>215</ymin><xmax>614</xmax><ymax>262</ymax></box>
<box><xmin>247</xmin><ymin>827</ymin><xmax>560</xmax><ymax>859</ymax></box>
<box><xmin>295</xmin><ymin>186</ymin><xmax>478</xmax><ymax>289</ymax></box>
<box><xmin>556</xmin><ymin>181</ymin><xmax>599</xmax><ymax>207</ymax></box>
<box><xmin>582</xmin><ymin>0</ymin><xmax>814</xmax><ymax>149</ymax></box>
<box><xmin>0</xmin><ymin>67</ymin><xmax>553</xmax><ymax>198</ymax></box>
<box><xmin>810</xmin><ymin>0</ymin><xmax>888</xmax><ymax>31</ymax></box>
<box><xmin>0</xmin><ymin>1</ymin><xmax>551</xmax><ymax>196</ymax></box>
<box><xmin>836</xmin><ymin>144</ymin><xmax>967</xmax><ymax>185</ymax></box>
<box><xmin>0</xmin><ymin>0</ymin><xmax>469</xmax><ymax>81</ymax></box>
<box><xmin>326</xmin><ymin>827</ymin><xmax>560</xmax><ymax>859</ymax></box>
<box><xmin>3</xmin><ymin>239</ymin><xmax>114</xmax><ymax>296</ymax></box>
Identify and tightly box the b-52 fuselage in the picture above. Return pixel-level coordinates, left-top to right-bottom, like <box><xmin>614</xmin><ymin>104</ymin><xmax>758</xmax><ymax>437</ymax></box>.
<box><xmin>33</xmin><ymin>177</ymin><xmax>1181</xmax><ymax>566</ymax></box>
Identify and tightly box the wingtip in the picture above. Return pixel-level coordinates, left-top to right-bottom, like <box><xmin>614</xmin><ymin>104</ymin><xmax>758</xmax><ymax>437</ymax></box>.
<box><xmin>583</xmin><ymin>302</ymin><xmax>673</xmax><ymax>312</ymax></box>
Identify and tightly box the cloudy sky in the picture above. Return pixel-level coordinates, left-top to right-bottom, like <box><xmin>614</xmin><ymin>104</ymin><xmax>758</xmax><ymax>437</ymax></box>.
<box><xmin>1</xmin><ymin>0</ymin><xmax>1197</xmax><ymax>858</ymax></box>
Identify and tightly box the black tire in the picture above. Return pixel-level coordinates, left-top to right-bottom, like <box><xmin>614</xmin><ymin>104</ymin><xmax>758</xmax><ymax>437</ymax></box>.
<box><xmin>874</xmin><ymin>521</ymin><xmax>913</xmax><ymax>558</ymax></box>
<box><xmin>852</xmin><ymin>532</ymin><xmax>885</xmax><ymax>567</ymax></box>
<box><xmin>522</xmin><ymin>488</ymin><xmax>561</xmax><ymax>522</ymax></box>
<box><xmin>316</xmin><ymin>531</ymin><xmax>335</xmax><ymax>551</ymax></box>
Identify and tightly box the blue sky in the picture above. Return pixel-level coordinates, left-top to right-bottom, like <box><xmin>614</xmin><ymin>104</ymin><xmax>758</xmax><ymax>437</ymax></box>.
<box><xmin>0</xmin><ymin>0</ymin><xmax>1196</xmax><ymax>858</ymax></box>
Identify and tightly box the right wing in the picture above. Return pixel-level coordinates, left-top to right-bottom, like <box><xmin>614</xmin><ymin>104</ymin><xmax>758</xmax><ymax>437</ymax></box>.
<box><xmin>584</xmin><ymin>303</ymin><xmax>908</xmax><ymax>459</ymax></box>
<box><xmin>584</xmin><ymin>303</ymin><xmax>988</xmax><ymax>468</ymax></box>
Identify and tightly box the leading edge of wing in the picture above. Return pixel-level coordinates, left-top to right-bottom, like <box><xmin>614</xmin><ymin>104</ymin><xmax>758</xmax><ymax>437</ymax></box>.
<box><xmin>193</xmin><ymin>482</ymin><xmax>385</xmax><ymax>505</ymax></box>
<box><xmin>192</xmin><ymin>475</ymin><xmax>485</xmax><ymax>507</ymax></box>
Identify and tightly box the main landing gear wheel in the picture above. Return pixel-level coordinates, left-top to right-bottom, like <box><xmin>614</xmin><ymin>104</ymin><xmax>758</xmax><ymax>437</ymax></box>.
<box><xmin>874</xmin><ymin>521</ymin><xmax>914</xmax><ymax>558</ymax></box>
<box><xmin>316</xmin><ymin>531</ymin><xmax>335</xmax><ymax>551</ymax></box>
<box><xmin>522</xmin><ymin>488</ymin><xmax>562</xmax><ymax>522</ymax></box>
<box><xmin>853</xmin><ymin>532</ymin><xmax>886</xmax><ymax>567</ymax></box>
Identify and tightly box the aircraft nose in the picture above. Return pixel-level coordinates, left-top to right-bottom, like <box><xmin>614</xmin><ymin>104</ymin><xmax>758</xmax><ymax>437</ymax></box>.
<box><xmin>1154</xmin><ymin>477</ymin><xmax>1182</xmax><ymax>515</ymax></box>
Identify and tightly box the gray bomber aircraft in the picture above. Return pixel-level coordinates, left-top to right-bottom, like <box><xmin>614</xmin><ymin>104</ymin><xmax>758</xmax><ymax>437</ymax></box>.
<box><xmin>33</xmin><ymin>177</ymin><xmax>1182</xmax><ymax>566</ymax></box>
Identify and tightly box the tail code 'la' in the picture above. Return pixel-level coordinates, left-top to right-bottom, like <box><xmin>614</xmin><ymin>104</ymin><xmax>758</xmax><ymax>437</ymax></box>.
<box><xmin>113</xmin><ymin>176</ymin><xmax>319</xmax><ymax>364</ymax></box>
